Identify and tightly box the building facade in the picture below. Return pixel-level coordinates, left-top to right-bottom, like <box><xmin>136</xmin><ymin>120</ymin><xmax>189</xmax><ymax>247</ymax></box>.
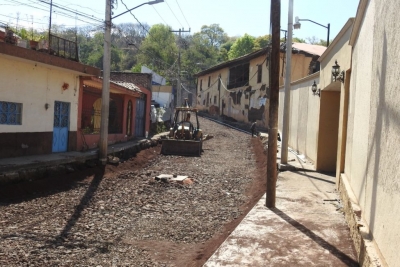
<box><xmin>0</xmin><ymin>42</ymin><xmax>99</xmax><ymax>158</ymax></box>
<box><xmin>196</xmin><ymin>44</ymin><xmax>325</xmax><ymax>129</ymax></box>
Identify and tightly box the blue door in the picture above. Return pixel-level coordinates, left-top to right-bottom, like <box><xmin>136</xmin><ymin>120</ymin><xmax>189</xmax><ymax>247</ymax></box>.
<box><xmin>135</xmin><ymin>98</ymin><xmax>145</xmax><ymax>137</ymax></box>
<box><xmin>52</xmin><ymin>101</ymin><xmax>70</xmax><ymax>152</ymax></box>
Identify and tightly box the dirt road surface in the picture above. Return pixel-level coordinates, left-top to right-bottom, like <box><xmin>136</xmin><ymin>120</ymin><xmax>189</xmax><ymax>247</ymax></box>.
<box><xmin>0</xmin><ymin>117</ymin><xmax>267</xmax><ymax>266</ymax></box>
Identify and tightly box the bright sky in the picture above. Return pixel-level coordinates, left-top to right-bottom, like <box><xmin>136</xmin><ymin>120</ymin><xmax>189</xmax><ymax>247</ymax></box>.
<box><xmin>1</xmin><ymin>0</ymin><xmax>359</xmax><ymax>42</ymax></box>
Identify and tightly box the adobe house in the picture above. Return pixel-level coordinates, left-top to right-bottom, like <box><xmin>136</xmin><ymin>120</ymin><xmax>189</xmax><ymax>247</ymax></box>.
<box><xmin>0</xmin><ymin>38</ymin><xmax>152</xmax><ymax>159</ymax></box>
<box><xmin>0</xmin><ymin>41</ymin><xmax>99</xmax><ymax>158</ymax></box>
<box><xmin>77</xmin><ymin>76</ymin><xmax>150</xmax><ymax>151</ymax></box>
<box><xmin>195</xmin><ymin>43</ymin><xmax>325</xmax><ymax>129</ymax></box>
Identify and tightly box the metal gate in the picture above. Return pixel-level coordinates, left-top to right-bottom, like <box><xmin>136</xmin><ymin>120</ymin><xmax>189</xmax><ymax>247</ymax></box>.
<box><xmin>135</xmin><ymin>98</ymin><xmax>145</xmax><ymax>137</ymax></box>
<box><xmin>52</xmin><ymin>101</ymin><xmax>70</xmax><ymax>152</ymax></box>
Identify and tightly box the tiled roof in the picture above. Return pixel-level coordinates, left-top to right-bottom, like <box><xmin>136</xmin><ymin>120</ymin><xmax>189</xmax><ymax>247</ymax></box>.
<box><xmin>292</xmin><ymin>42</ymin><xmax>326</xmax><ymax>56</ymax></box>
<box><xmin>109</xmin><ymin>80</ymin><xmax>142</xmax><ymax>93</ymax></box>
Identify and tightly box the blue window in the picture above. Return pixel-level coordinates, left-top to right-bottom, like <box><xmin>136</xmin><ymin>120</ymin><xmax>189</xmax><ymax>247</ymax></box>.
<box><xmin>0</xmin><ymin>101</ymin><xmax>22</xmax><ymax>125</ymax></box>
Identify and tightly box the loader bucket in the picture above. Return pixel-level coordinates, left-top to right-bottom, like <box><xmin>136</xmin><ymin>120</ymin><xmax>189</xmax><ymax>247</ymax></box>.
<box><xmin>161</xmin><ymin>139</ymin><xmax>202</xmax><ymax>156</ymax></box>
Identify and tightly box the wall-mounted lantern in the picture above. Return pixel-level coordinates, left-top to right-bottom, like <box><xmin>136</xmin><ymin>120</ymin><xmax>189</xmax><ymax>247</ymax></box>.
<box><xmin>45</xmin><ymin>103</ymin><xmax>50</xmax><ymax>110</ymax></box>
<box><xmin>332</xmin><ymin>60</ymin><xmax>345</xmax><ymax>83</ymax></box>
<box><xmin>311</xmin><ymin>80</ymin><xmax>320</xmax><ymax>97</ymax></box>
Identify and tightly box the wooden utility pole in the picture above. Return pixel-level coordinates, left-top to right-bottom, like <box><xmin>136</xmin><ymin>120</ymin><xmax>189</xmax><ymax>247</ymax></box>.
<box><xmin>170</xmin><ymin>28</ymin><xmax>191</xmax><ymax>107</ymax></box>
<box><xmin>266</xmin><ymin>0</ymin><xmax>281</xmax><ymax>208</ymax></box>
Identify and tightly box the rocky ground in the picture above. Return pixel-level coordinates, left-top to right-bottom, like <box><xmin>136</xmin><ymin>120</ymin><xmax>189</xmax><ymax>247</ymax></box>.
<box><xmin>0</xmin><ymin>117</ymin><xmax>267</xmax><ymax>267</ymax></box>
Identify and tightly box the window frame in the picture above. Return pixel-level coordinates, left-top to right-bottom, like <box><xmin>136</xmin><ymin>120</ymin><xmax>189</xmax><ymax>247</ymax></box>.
<box><xmin>0</xmin><ymin>101</ymin><xmax>22</xmax><ymax>125</ymax></box>
<box><xmin>257</xmin><ymin>64</ymin><xmax>262</xmax><ymax>83</ymax></box>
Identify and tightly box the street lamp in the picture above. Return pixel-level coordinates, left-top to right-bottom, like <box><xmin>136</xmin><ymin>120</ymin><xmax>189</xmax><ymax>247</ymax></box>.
<box><xmin>99</xmin><ymin>0</ymin><xmax>164</xmax><ymax>164</ymax></box>
<box><xmin>293</xmin><ymin>16</ymin><xmax>330</xmax><ymax>47</ymax></box>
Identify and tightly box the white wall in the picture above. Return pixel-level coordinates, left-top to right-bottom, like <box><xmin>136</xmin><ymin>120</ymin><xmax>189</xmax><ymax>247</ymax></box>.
<box><xmin>0</xmin><ymin>55</ymin><xmax>80</xmax><ymax>133</ymax></box>
<box><xmin>278</xmin><ymin>73</ymin><xmax>320</xmax><ymax>163</ymax></box>
<box><xmin>346</xmin><ymin>0</ymin><xmax>400</xmax><ymax>265</ymax></box>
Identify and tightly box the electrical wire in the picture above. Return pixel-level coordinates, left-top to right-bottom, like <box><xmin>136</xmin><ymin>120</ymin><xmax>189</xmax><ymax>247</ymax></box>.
<box><xmin>36</xmin><ymin>0</ymin><xmax>103</xmax><ymax>23</ymax></box>
<box><xmin>165</xmin><ymin>0</ymin><xmax>184</xmax><ymax>29</ymax></box>
<box><xmin>115</xmin><ymin>24</ymin><xmax>177</xmax><ymax>73</ymax></box>
<box><xmin>0</xmin><ymin>14</ymin><xmax>48</xmax><ymax>26</ymax></box>
<box><xmin>3</xmin><ymin>0</ymin><xmax>103</xmax><ymax>25</ymax></box>
<box><xmin>181</xmin><ymin>83</ymin><xmax>193</xmax><ymax>94</ymax></box>
<box><xmin>199</xmin><ymin>52</ymin><xmax>269</xmax><ymax>96</ymax></box>
<box><xmin>175</xmin><ymin>0</ymin><xmax>190</xmax><ymax>29</ymax></box>
<box><xmin>151</xmin><ymin>5</ymin><xmax>168</xmax><ymax>25</ymax></box>
<box><xmin>120</xmin><ymin>0</ymin><xmax>150</xmax><ymax>35</ymax></box>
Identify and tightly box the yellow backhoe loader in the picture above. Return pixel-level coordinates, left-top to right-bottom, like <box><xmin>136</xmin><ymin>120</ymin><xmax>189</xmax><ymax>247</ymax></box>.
<box><xmin>161</xmin><ymin>105</ymin><xmax>203</xmax><ymax>156</ymax></box>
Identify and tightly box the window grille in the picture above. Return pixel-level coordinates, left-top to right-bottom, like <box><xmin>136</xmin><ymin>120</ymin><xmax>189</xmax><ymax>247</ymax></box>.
<box><xmin>0</xmin><ymin>101</ymin><xmax>22</xmax><ymax>125</ymax></box>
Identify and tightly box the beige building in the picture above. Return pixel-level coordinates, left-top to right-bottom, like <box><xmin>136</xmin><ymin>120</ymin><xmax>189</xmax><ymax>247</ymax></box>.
<box><xmin>0</xmin><ymin>42</ymin><xmax>99</xmax><ymax>158</ymax></box>
<box><xmin>195</xmin><ymin>44</ymin><xmax>325</xmax><ymax>129</ymax></box>
<box><xmin>278</xmin><ymin>0</ymin><xmax>400</xmax><ymax>264</ymax></box>
<box><xmin>340</xmin><ymin>0</ymin><xmax>399</xmax><ymax>265</ymax></box>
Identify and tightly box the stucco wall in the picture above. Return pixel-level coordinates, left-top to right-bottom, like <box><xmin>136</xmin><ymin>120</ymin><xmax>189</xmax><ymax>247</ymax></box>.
<box><xmin>278</xmin><ymin>73</ymin><xmax>320</xmax><ymax>163</ymax></box>
<box><xmin>0</xmin><ymin>55</ymin><xmax>80</xmax><ymax>133</ymax></box>
<box><xmin>279</xmin><ymin>52</ymin><xmax>313</xmax><ymax>86</ymax></box>
<box><xmin>319</xmin><ymin>22</ymin><xmax>353</xmax><ymax>90</ymax></box>
<box><xmin>345</xmin><ymin>0</ymin><xmax>400</xmax><ymax>265</ymax></box>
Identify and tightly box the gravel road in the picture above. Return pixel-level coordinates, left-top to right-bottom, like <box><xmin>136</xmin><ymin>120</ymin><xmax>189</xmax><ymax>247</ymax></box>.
<box><xmin>0</xmin><ymin>117</ymin><xmax>267</xmax><ymax>266</ymax></box>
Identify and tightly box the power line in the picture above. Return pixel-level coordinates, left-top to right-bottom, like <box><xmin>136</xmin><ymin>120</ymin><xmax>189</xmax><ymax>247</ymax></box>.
<box><xmin>56</xmin><ymin>0</ymin><xmax>104</xmax><ymax>16</ymax></box>
<box><xmin>4</xmin><ymin>0</ymin><xmax>103</xmax><ymax>24</ymax></box>
<box><xmin>37</xmin><ymin>0</ymin><xmax>103</xmax><ymax>23</ymax></box>
<box><xmin>165</xmin><ymin>0</ymin><xmax>184</xmax><ymax>29</ymax></box>
<box><xmin>120</xmin><ymin>0</ymin><xmax>150</xmax><ymax>35</ymax></box>
<box><xmin>0</xmin><ymin>13</ymin><xmax>47</xmax><ymax>26</ymax></box>
<box><xmin>175</xmin><ymin>0</ymin><xmax>190</xmax><ymax>29</ymax></box>
<box><xmin>114</xmin><ymin>25</ymin><xmax>178</xmax><ymax>78</ymax></box>
<box><xmin>151</xmin><ymin>5</ymin><xmax>168</xmax><ymax>25</ymax></box>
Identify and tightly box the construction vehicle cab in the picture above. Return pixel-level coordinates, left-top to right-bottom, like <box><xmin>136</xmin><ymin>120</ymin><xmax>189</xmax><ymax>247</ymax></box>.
<box><xmin>161</xmin><ymin>105</ymin><xmax>203</xmax><ymax>156</ymax></box>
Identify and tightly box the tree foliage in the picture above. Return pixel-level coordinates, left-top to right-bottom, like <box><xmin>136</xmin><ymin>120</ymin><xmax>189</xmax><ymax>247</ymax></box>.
<box><xmin>137</xmin><ymin>24</ymin><xmax>178</xmax><ymax>78</ymax></box>
<box><xmin>197</xmin><ymin>24</ymin><xmax>228</xmax><ymax>48</ymax></box>
<box><xmin>46</xmin><ymin>22</ymin><xmax>327</xmax><ymax>86</ymax></box>
<box><xmin>228</xmin><ymin>34</ymin><xmax>256</xmax><ymax>60</ymax></box>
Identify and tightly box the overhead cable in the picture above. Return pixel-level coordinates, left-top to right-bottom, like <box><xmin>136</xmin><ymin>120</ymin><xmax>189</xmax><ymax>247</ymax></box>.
<box><xmin>165</xmin><ymin>0</ymin><xmax>184</xmax><ymax>28</ymax></box>
<box><xmin>175</xmin><ymin>0</ymin><xmax>190</xmax><ymax>29</ymax></box>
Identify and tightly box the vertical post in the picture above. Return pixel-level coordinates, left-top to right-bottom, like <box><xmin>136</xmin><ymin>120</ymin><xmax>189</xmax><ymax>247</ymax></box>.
<box><xmin>327</xmin><ymin>23</ymin><xmax>330</xmax><ymax>47</ymax></box>
<box><xmin>281</xmin><ymin>0</ymin><xmax>293</xmax><ymax>164</ymax></box>
<box><xmin>218</xmin><ymin>74</ymin><xmax>221</xmax><ymax>115</ymax></box>
<box><xmin>48</xmin><ymin>0</ymin><xmax>53</xmax><ymax>50</ymax></box>
<box><xmin>177</xmin><ymin>29</ymin><xmax>182</xmax><ymax>107</ymax></box>
<box><xmin>99</xmin><ymin>0</ymin><xmax>112</xmax><ymax>164</ymax></box>
<box><xmin>171</xmin><ymin>28</ymin><xmax>190</xmax><ymax>106</ymax></box>
<box><xmin>266</xmin><ymin>0</ymin><xmax>280</xmax><ymax>208</ymax></box>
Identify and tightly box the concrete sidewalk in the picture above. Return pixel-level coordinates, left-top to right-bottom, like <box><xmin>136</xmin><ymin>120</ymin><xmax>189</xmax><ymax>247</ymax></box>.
<box><xmin>0</xmin><ymin>134</ymin><xmax>164</xmax><ymax>185</ymax></box>
<box><xmin>204</xmin><ymin>142</ymin><xmax>358</xmax><ymax>266</ymax></box>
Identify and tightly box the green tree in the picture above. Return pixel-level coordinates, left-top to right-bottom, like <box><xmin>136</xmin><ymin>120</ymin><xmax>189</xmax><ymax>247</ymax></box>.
<box><xmin>293</xmin><ymin>37</ymin><xmax>306</xmax><ymax>43</ymax></box>
<box><xmin>197</xmin><ymin>24</ymin><xmax>228</xmax><ymax>48</ymax></box>
<box><xmin>137</xmin><ymin>24</ymin><xmax>178</xmax><ymax>77</ymax></box>
<box><xmin>218</xmin><ymin>37</ymin><xmax>237</xmax><ymax>61</ymax></box>
<box><xmin>228</xmin><ymin>34</ymin><xmax>255</xmax><ymax>60</ymax></box>
<box><xmin>253</xmin><ymin>35</ymin><xmax>271</xmax><ymax>50</ymax></box>
<box><xmin>306</xmin><ymin>36</ymin><xmax>327</xmax><ymax>46</ymax></box>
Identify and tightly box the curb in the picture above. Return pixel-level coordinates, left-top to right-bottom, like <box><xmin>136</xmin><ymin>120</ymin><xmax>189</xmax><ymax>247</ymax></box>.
<box><xmin>0</xmin><ymin>136</ymin><xmax>164</xmax><ymax>186</ymax></box>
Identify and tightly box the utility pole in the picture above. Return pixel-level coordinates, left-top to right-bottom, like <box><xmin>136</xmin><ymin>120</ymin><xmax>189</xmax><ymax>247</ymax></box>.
<box><xmin>99</xmin><ymin>0</ymin><xmax>112</xmax><ymax>164</ymax></box>
<box><xmin>48</xmin><ymin>0</ymin><xmax>53</xmax><ymax>48</ymax></box>
<box><xmin>281</xmin><ymin>0</ymin><xmax>293</xmax><ymax>164</ymax></box>
<box><xmin>171</xmin><ymin>28</ymin><xmax>190</xmax><ymax>107</ymax></box>
<box><xmin>266</xmin><ymin>0</ymin><xmax>280</xmax><ymax>208</ymax></box>
<box><xmin>99</xmin><ymin>0</ymin><xmax>163</xmax><ymax>164</ymax></box>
